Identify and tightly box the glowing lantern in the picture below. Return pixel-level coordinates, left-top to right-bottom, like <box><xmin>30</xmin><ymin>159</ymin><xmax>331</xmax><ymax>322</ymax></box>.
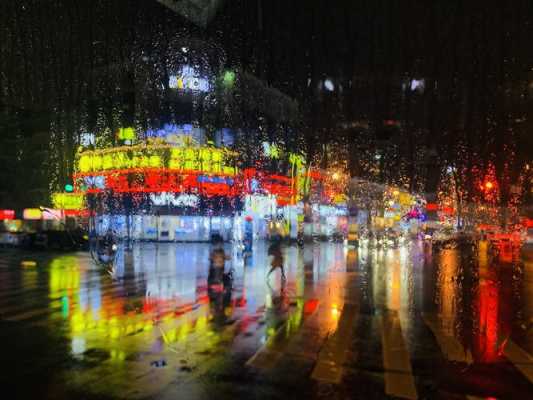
<box><xmin>485</xmin><ymin>181</ymin><xmax>494</xmax><ymax>190</ymax></box>
<box><xmin>23</xmin><ymin>208</ymin><xmax>42</xmax><ymax>220</ymax></box>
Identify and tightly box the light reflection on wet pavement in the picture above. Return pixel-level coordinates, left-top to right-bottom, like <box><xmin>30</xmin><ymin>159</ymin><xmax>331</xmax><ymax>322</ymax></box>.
<box><xmin>0</xmin><ymin>241</ymin><xmax>532</xmax><ymax>399</ymax></box>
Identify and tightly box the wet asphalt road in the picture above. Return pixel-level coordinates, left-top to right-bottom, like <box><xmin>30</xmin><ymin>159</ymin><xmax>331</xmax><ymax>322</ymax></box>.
<box><xmin>0</xmin><ymin>241</ymin><xmax>532</xmax><ymax>400</ymax></box>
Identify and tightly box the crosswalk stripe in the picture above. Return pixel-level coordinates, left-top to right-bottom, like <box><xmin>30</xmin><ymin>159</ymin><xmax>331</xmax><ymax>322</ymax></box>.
<box><xmin>245</xmin><ymin>323</ymin><xmax>286</xmax><ymax>369</ymax></box>
<box><xmin>422</xmin><ymin>313</ymin><xmax>472</xmax><ymax>363</ymax></box>
<box><xmin>311</xmin><ymin>303</ymin><xmax>358</xmax><ymax>383</ymax></box>
<box><xmin>246</xmin><ymin>300</ymin><xmax>320</xmax><ymax>369</ymax></box>
<box><xmin>380</xmin><ymin>311</ymin><xmax>418</xmax><ymax>400</ymax></box>
<box><xmin>502</xmin><ymin>339</ymin><xmax>533</xmax><ymax>383</ymax></box>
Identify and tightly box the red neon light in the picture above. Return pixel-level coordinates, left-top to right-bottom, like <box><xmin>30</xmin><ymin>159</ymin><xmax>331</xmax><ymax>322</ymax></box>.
<box><xmin>243</xmin><ymin>168</ymin><xmax>256</xmax><ymax>179</ymax></box>
<box><xmin>261</xmin><ymin>174</ymin><xmax>296</xmax><ymax>199</ymax></box>
<box><xmin>0</xmin><ymin>209</ymin><xmax>15</xmax><ymax>220</ymax></box>
<box><xmin>63</xmin><ymin>209</ymin><xmax>89</xmax><ymax>217</ymax></box>
<box><xmin>309</xmin><ymin>171</ymin><xmax>322</xmax><ymax>180</ymax></box>
<box><xmin>426</xmin><ymin>203</ymin><xmax>438</xmax><ymax>211</ymax></box>
<box><xmin>87</xmin><ymin>170</ymin><xmax>239</xmax><ymax>197</ymax></box>
<box><xmin>74</xmin><ymin>166</ymin><xmax>311</xmax><ymax>205</ymax></box>
<box><xmin>268</xmin><ymin>174</ymin><xmax>292</xmax><ymax>182</ymax></box>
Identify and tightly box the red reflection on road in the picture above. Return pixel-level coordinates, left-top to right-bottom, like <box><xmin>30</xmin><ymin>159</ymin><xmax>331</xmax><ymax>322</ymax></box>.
<box><xmin>476</xmin><ymin>276</ymin><xmax>499</xmax><ymax>362</ymax></box>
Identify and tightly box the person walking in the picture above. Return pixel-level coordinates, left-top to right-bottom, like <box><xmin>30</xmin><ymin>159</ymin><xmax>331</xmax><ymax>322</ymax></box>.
<box><xmin>267</xmin><ymin>241</ymin><xmax>286</xmax><ymax>281</ymax></box>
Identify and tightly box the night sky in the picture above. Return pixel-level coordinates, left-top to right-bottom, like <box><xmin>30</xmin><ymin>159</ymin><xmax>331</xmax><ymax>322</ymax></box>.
<box><xmin>0</xmin><ymin>0</ymin><xmax>532</xmax><ymax>208</ymax></box>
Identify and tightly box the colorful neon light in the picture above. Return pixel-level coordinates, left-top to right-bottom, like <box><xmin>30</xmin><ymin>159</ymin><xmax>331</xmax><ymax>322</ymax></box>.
<box><xmin>150</xmin><ymin>193</ymin><xmax>199</xmax><ymax>207</ymax></box>
<box><xmin>77</xmin><ymin>145</ymin><xmax>234</xmax><ymax>175</ymax></box>
<box><xmin>0</xmin><ymin>209</ymin><xmax>15</xmax><ymax>220</ymax></box>
<box><xmin>23</xmin><ymin>208</ymin><xmax>42</xmax><ymax>220</ymax></box>
<box><xmin>169</xmin><ymin>65</ymin><xmax>210</xmax><ymax>92</ymax></box>
<box><xmin>88</xmin><ymin>170</ymin><xmax>238</xmax><ymax>197</ymax></box>
<box><xmin>41</xmin><ymin>208</ymin><xmax>64</xmax><ymax>220</ymax></box>
<box><xmin>425</xmin><ymin>203</ymin><xmax>438</xmax><ymax>211</ymax></box>
<box><xmin>117</xmin><ymin>127</ymin><xmax>136</xmax><ymax>141</ymax></box>
<box><xmin>52</xmin><ymin>193</ymin><xmax>85</xmax><ymax>210</ymax></box>
<box><xmin>222</xmin><ymin>70</ymin><xmax>236</xmax><ymax>88</ymax></box>
<box><xmin>263</xmin><ymin>142</ymin><xmax>280</xmax><ymax>159</ymax></box>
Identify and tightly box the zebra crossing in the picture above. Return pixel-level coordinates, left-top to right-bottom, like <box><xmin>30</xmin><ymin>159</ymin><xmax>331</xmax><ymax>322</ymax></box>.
<box><xmin>244</xmin><ymin>303</ymin><xmax>533</xmax><ymax>400</ymax></box>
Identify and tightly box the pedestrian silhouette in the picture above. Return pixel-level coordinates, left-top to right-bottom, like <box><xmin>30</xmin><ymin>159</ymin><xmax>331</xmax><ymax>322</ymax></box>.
<box><xmin>267</xmin><ymin>241</ymin><xmax>286</xmax><ymax>281</ymax></box>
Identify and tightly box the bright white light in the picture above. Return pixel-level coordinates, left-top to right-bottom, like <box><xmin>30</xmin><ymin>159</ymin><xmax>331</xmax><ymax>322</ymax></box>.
<box><xmin>181</xmin><ymin>47</ymin><xmax>188</xmax><ymax>53</ymax></box>
<box><xmin>80</xmin><ymin>132</ymin><xmax>95</xmax><ymax>147</ymax></box>
<box><xmin>150</xmin><ymin>193</ymin><xmax>199</xmax><ymax>207</ymax></box>
<box><xmin>71</xmin><ymin>337</ymin><xmax>86</xmax><ymax>356</ymax></box>
<box><xmin>410</xmin><ymin>79</ymin><xmax>425</xmax><ymax>91</ymax></box>
<box><xmin>324</xmin><ymin>79</ymin><xmax>334</xmax><ymax>91</ymax></box>
<box><xmin>169</xmin><ymin>65</ymin><xmax>209</xmax><ymax>92</ymax></box>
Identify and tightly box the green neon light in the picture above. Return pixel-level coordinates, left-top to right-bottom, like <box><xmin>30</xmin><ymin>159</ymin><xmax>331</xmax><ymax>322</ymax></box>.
<box><xmin>222</xmin><ymin>71</ymin><xmax>236</xmax><ymax>88</ymax></box>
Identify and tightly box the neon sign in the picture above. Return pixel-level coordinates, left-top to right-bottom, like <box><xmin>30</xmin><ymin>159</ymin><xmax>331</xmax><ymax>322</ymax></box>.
<box><xmin>23</xmin><ymin>208</ymin><xmax>42</xmax><ymax>220</ymax></box>
<box><xmin>52</xmin><ymin>193</ymin><xmax>85</xmax><ymax>210</ymax></box>
<box><xmin>77</xmin><ymin>145</ymin><xmax>234</xmax><ymax>175</ymax></box>
<box><xmin>83</xmin><ymin>176</ymin><xmax>105</xmax><ymax>189</ymax></box>
<box><xmin>78</xmin><ymin>152</ymin><xmax>162</xmax><ymax>173</ymax></box>
<box><xmin>0</xmin><ymin>209</ymin><xmax>15</xmax><ymax>220</ymax></box>
<box><xmin>145</xmin><ymin>123</ymin><xmax>206</xmax><ymax>146</ymax></box>
<box><xmin>150</xmin><ymin>193</ymin><xmax>199</xmax><ymax>207</ymax></box>
<box><xmin>197</xmin><ymin>176</ymin><xmax>234</xmax><ymax>185</ymax></box>
<box><xmin>88</xmin><ymin>170</ymin><xmax>239</xmax><ymax>197</ymax></box>
<box><xmin>169</xmin><ymin>66</ymin><xmax>210</xmax><ymax>92</ymax></box>
<box><xmin>262</xmin><ymin>142</ymin><xmax>280</xmax><ymax>159</ymax></box>
<box><xmin>41</xmin><ymin>208</ymin><xmax>63</xmax><ymax>220</ymax></box>
<box><xmin>117</xmin><ymin>127</ymin><xmax>136</xmax><ymax>141</ymax></box>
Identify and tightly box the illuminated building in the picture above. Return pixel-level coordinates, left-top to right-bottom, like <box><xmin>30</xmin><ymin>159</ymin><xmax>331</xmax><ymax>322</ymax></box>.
<box><xmin>50</xmin><ymin>124</ymin><xmax>322</xmax><ymax>242</ymax></box>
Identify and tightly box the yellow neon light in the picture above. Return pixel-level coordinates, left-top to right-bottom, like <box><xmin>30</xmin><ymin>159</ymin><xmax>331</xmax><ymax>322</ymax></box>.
<box><xmin>23</xmin><ymin>208</ymin><xmax>42</xmax><ymax>220</ymax></box>
<box><xmin>117</xmin><ymin>127</ymin><xmax>136</xmax><ymax>140</ymax></box>
<box><xmin>77</xmin><ymin>145</ymin><xmax>233</xmax><ymax>174</ymax></box>
<box><xmin>52</xmin><ymin>193</ymin><xmax>85</xmax><ymax>210</ymax></box>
